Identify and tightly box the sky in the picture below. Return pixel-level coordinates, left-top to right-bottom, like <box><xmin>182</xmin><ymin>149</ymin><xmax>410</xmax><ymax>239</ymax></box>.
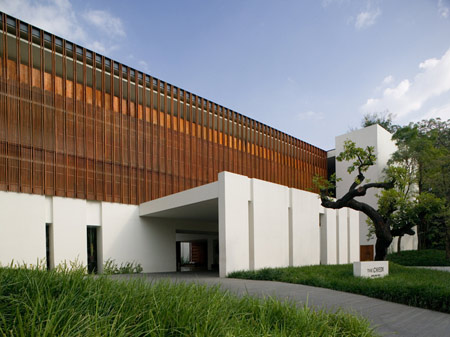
<box><xmin>1</xmin><ymin>0</ymin><xmax>450</xmax><ymax>150</ymax></box>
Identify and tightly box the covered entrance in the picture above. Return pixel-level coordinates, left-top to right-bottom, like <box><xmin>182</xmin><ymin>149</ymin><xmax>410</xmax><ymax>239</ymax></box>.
<box><xmin>139</xmin><ymin>182</ymin><xmax>219</xmax><ymax>273</ymax></box>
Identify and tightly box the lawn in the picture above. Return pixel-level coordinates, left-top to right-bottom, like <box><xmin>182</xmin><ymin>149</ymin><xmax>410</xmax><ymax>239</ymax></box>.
<box><xmin>229</xmin><ymin>263</ymin><xmax>450</xmax><ymax>314</ymax></box>
<box><xmin>387</xmin><ymin>249</ymin><xmax>450</xmax><ymax>266</ymax></box>
<box><xmin>0</xmin><ymin>267</ymin><xmax>377</xmax><ymax>337</ymax></box>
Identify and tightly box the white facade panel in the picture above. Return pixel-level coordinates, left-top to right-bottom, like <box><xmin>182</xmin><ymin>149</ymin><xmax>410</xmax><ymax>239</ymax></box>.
<box><xmin>321</xmin><ymin>208</ymin><xmax>337</xmax><ymax>265</ymax></box>
<box><xmin>1</xmin><ymin>172</ymin><xmax>360</xmax><ymax>277</ymax></box>
<box><xmin>102</xmin><ymin>202</ymin><xmax>175</xmax><ymax>273</ymax></box>
<box><xmin>218</xmin><ymin>172</ymin><xmax>251</xmax><ymax>277</ymax></box>
<box><xmin>251</xmin><ymin>179</ymin><xmax>289</xmax><ymax>270</ymax></box>
<box><xmin>291</xmin><ymin>188</ymin><xmax>321</xmax><ymax>266</ymax></box>
<box><xmin>52</xmin><ymin>197</ymin><xmax>87</xmax><ymax>267</ymax></box>
<box><xmin>337</xmin><ymin>208</ymin><xmax>348</xmax><ymax>264</ymax></box>
<box><xmin>0</xmin><ymin>191</ymin><xmax>46</xmax><ymax>266</ymax></box>
<box><xmin>348</xmin><ymin>209</ymin><xmax>360</xmax><ymax>262</ymax></box>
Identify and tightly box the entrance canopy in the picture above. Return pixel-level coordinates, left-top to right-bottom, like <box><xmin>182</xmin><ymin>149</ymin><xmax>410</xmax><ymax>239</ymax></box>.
<box><xmin>139</xmin><ymin>182</ymin><xmax>218</xmax><ymax>222</ymax></box>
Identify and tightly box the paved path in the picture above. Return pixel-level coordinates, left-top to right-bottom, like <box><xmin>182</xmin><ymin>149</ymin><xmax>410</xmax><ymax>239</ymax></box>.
<box><xmin>113</xmin><ymin>272</ymin><xmax>450</xmax><ymax>337</ymax></box>
<box><xmin>415</xmin><ymin>266</ymin><xmax>450</xmax><ymax>272</ymax></box>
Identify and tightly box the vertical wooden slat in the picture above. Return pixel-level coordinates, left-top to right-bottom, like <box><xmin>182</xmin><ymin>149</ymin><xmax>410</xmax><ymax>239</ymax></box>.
<box><xmin>1</xmin><ymin>14</ymin><xmax>329</xmax><ymax>205</ymax></box>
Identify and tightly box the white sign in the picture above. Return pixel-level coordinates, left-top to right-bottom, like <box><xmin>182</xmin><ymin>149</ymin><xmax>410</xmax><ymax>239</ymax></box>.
<box><xmin>353</xmin><ymin>261</ymin><xmax>389</xmax><ymax>278</ymax></box>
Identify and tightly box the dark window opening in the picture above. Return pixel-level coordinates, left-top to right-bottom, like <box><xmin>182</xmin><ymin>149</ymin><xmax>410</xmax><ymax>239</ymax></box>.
<box><xmin>87</xmin><ymin>226</ymin><xmax>98</xmax><ymax>274</ymax></box>
<box><xmin>45</xmin><ymin>223</ymin><xmax>53</xmax><ymax>270</ymax></box>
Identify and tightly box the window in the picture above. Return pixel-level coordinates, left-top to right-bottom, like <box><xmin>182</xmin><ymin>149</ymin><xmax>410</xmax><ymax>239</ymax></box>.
<box><xmin>44</xmin><ymin>33</ymin><xmax>52</xmax><ymax>49</ymax></box>
<box><xmin>54</xmin><ymin>37</ymin><xmax>63</xmax><ymax>54</ymax></box>
<box><xmin>105</xmin><ymin>58</ymin><xmax>111</xmax><ymax>72</ymax></box>
<box><xmin>32</xmin><ymin>27</ymin><xmax>40</xmax><ymax>44</ymax></box>
<box><xmin>20</xmin><ymin>40</ymin><xmax>28</xmax><ymax>65</ymax></box>
<box><xmin>95</xmin><ymin>54</ymin><xmax>102</xmax><ymax>67</ymax></box>
<box><xmin>66</xmin><ymin>42</ymin><xmax>73</xmax><ymax>57</ymax></box>
<box><xmin>7</xmin><ymin>16</ymin><xmax>16</xmax><ymax>34</ymax></box>
<box><xmin>19</xmin><ymin>22</ymin><xmax>28</xmax><ymax>39</ymax></box>
<box><xmin>76</xmin><ymin>62</ymin><xmax>83</xmax><ymax>84</ymax></box>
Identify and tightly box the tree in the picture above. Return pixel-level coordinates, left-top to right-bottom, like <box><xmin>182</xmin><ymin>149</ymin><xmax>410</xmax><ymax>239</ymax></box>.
<box><xmin>314</xmin><ymin>140</ymin><xmax>408</xmax><ymax>261</ymax></box>
<box><xmin>371</xmin><ymin>170</ymin><xmax>445</xmax><ymax>253</ymax></box>
<box><xmin>392</xmin><ymin>118</ymin><xmax>450</xmax><ymax>258</ymax></box>
<box><xmin>362</xmin><ymin>112</ymin><xmax>399</xmax><ymax>134</ymax></box>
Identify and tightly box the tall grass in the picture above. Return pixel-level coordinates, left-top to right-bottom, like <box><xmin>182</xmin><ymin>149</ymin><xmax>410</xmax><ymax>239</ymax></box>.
<box><xmin>0</xmin><ymin>266</ymin><xmax>377</xmax><ymax>336</ymax></box>
<box><xmin>229</xmin><ymin>263</ymin><xmax>450</xmax><ymax>313</ymax></box>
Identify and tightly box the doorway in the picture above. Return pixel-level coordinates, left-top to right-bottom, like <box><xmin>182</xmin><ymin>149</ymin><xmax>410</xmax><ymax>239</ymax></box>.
<box><xmin>176</xmin><ymin>240</ymin><xmax>208</xmax><ymax>272</ymax></box>
<box><xmin>87</xmin><ymin>226</ymin><xmax>98</xmax><ymax>273</ymax></box>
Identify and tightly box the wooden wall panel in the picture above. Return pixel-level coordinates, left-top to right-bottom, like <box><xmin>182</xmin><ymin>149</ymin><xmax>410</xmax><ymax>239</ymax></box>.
<box><xmin>0</xmin><ymin>13</ymin><xmax>327</xmax><ymax>205</ymax></box>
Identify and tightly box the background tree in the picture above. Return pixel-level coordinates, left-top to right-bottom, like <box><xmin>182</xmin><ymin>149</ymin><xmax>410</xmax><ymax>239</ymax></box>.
<box><xmin>391</xmin><ymin>118</ymin><xmax>449</xmax><ymax>258</ymax></box>
<box><xmin>361</xmin><ymin>111</ymin><xmax>399</xmax><ymax>133</ymax></box>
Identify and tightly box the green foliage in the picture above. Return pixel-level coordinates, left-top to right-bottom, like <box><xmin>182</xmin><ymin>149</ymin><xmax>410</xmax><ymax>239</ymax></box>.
<box><xmin>387</xmin><ymin>249</ymin><xmax>450</xmax><ymax>266</ymax></box>
<box><xmin>229</xmin><ymin>263</ymin><xmax>450</xmax><ymax>313</ymax></box>
<box><xmin>314</xmin><ymin>140</ymin><xmax>377</xmax><ymax>198</ymax></box>
<box><xmin>336</xmin><ymin>140</ymin><xmax>376</xmax><ymax>177</ymax></box>
<box><xmin>0</xmin><ymin>267</ymin><xmax>377</xmax><ymax>337</ymax></box>
<box><xmin>313</xmin><ymin>173</ymin><xmax>340</xmax><ymax>198</ymax></box>
<box><xmin>103</xmin><ymin>258</ymin><xmax>143</xmax><ymax>275</ymax></box>
<box><xmin>362</xmin><ymin>112</ymin><xmax>399</xmax><ymax>133</ymax></box>
<box><xmin>391</xmin><ymin>118</ymin><xmax>450</xmax><ymax>250</ymax></box>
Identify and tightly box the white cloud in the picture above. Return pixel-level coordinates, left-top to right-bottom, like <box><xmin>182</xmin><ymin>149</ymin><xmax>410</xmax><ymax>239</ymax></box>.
<box><xmin>374</xmin><ymin>75</ymin><xmax>395</xmax><ymax>93</ymax></box>
<box><xmin>0</xmin><ymin>0</ymin><xmax>125</xmax><ymax>56</ymax></box>
<box><xmin>297</xmin><ymin>111</ymin><xmax>324</xmax><ymax>120</ymax></box>
<box><xmin>361</xmin><ymin>47</ymin><xmax>450</xmax><ymax>119</ymax></box>
<box><xmin>382</xmin><ymin>75</ymin><xmax>394</xmax><ymax>85</ymax></box>
<box><xmin>355</xmin><ymin>8</ymin><xmax>381</xmax><ymax>29</ymax></box>
<box><xmin>84</xmin><ymin>9</ymin><xmax>125</xmax><ymax>38</ymax></box>
<box><xmin>422</xmin><ymin>103</ymin><xmax>450</xmax><ymax>120</ymax></box>
<box><xmin>438</xmin><ymin>0</ymin><xmax>449</xmax><ymax>18</ymax></box>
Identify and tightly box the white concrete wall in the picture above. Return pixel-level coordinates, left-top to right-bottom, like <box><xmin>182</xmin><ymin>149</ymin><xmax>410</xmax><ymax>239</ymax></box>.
<box><xmin>252</xmin><ymin>179</ymin><xmax>290</xmax><ymax>269</ymax></box>
<box><xmin>291</xmin><ymin>189</ymin><xmax>321</xmax><ymax>266</ymax></box>
<box><xmin>337</xmin><ymin>208</ymin><xmax>348</xmax><ymax>264</ymax></box>
<box><xmin>102</xmin><ymin>202</ymin><xmax>176</xmax><ymax>273</ymax></box>
<box><xmin>2</xmin><ymin>171</ymin><xmax>360</xmax><ymax>276</ymax></box>
<box><xmin>321</xmin><ymin>208</ymin><xmax>337</xmax><ymax>265</ymax></box>
<box><xmin>219</xmin><ymin>172</ymin><xmax>358</xmax><ymax>277</ymax></box>
<box><xmin>348</xmin><ymin>208</ymin><xmax>360</xmax><ymax>262</ymax></box>
<box><xmin>0</xmin><ymin>191</ymin><xmax>46</xmax><ymax>266</ymax></box>
<box><xmin>52</xmin><ymin>197</ymin><xmax>87</xmax><ymax>267</ymax></box>
<box><xmin>218</xmin><ymin>172</ymin><xmax>251</xmax><ymax>277</ymax></box>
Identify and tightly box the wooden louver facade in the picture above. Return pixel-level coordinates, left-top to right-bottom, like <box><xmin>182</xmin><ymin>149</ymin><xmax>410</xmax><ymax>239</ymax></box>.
<box><xmin>0</xmin><ymin>13</ymin><xmax>327</xmax><ymax>205</ymax></box>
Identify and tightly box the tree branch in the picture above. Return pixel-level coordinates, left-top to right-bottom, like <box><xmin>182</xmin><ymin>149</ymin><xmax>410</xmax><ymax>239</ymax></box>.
<box><xmin>349</xmin><ymin>173</ymin><xmax>365</xmax><ymax>191</ymax></box>
<box><xmin>391</xmin><ymin>225</ymin><xmax>415</xmax><ymax>237</ymax></box>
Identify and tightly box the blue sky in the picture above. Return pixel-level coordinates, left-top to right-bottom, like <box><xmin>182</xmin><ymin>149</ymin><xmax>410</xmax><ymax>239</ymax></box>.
<box><xmin>1</xmin><ymin>0</ymin><xmax>450</xmax><ymax>150</ymax></box>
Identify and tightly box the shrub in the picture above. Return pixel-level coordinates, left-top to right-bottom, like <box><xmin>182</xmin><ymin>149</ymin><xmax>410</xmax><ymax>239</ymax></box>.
<box><xmin>387</xmin><ymin>249</ymin><xmax>450</xmax><ymax>266</ymax></box>
<box><xmin>103</xmin><ymin>258</ymin><xmax>143</xmax><ymax>274</ymax></box>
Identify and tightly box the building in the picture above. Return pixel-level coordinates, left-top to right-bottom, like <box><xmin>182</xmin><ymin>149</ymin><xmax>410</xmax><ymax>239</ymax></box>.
<box><xmin>331</xmin><ymin>125</ymin><xmax>418</xmax><ymax>260</ymax></box>
<box><xmin>0</xmin><ymin>13</ymin><xmax>359</xmax><ymax>277</ymax></box>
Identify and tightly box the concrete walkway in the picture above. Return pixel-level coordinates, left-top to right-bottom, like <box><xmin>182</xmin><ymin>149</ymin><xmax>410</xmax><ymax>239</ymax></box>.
<box><xmin>114</xmin><ymin>272</ymin><xmax>450</xmax><ymax>337</ymax></box>
<box><xmin>415</xmin><ymin>266</ymin><xmax>450</xmax><ymax>272</ymax></box>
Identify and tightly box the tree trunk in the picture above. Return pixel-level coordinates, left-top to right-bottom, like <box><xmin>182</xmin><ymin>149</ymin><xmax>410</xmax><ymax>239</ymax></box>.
<box><xmin>397</xmin><ymin>236</ymin><xmax>402</xmax><ymax>253</ymax></box>
<box><xmin>375</xmin><ymin>236</ymin><xmax>392</xmax><ymax>261</ymax></box>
